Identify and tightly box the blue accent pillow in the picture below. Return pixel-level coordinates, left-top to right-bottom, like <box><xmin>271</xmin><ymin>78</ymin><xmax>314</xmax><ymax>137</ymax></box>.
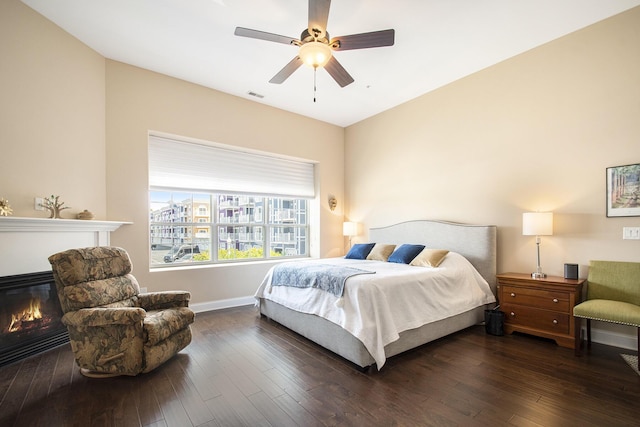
<box><xmin>388</xmin><ymin>244</ymin><xmax>426</xmax><ymax>264</ymax></box>
<box><xmin>345</xmin><ymin>243</ymin><xmax>376</xmax><ymax>260</ymax></box>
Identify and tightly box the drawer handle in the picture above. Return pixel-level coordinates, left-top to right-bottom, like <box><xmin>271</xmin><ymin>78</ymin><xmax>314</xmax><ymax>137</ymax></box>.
<box><xmin>552</xmin><ymin>298</ymin><xmax>558</xmax><ymax>303</ymax></box>
<box><xmin>510</xmin><ymin>292</ymin><xmax>516</xmax><ymax>297</ymax></box>
<box><xmin>510</xmin><ymin>312</ymin><xmax>516</xmax><ymax>317</ymax></box>
<box><xmin>553</xmin><ymin>319</ymin><xmax>558</xmax><ymax>324</ymax></box>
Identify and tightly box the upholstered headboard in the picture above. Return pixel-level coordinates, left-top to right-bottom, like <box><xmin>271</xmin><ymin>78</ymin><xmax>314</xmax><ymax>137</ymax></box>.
<box><xmin>369</xmin><ymin>220</ymin><xmax>497</xmax><ymax>293</ymax></box>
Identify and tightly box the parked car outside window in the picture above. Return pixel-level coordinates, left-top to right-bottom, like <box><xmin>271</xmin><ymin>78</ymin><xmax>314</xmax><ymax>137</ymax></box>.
<box><xmin>163</xmin><ymin>245</ymin><xmax>200</xmax><ymax>263</ymax></box>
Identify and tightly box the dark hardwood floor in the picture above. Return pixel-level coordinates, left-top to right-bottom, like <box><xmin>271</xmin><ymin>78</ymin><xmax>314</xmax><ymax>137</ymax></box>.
<box><xmin>1</xmin><ymin>305</ymin><xmax>639</xmax><ymax>426</ymax></box>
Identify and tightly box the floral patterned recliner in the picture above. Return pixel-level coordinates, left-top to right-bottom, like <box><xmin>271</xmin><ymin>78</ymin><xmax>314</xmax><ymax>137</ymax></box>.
<box><xmin>48</xmin><ymin>246</ymin><xmax>195</xmax><ymax>377</ymax></box>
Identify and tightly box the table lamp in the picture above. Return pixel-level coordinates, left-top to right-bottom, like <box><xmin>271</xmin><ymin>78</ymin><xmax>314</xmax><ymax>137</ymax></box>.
<box><xmin>522</xmin><ymin>212</ymin><xmax>553</xmax><ymax>278</ymax></box>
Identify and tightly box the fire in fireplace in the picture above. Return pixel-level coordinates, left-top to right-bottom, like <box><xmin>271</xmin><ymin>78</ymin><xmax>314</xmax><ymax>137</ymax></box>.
<box><xmin>8</xmin><ymin>297</ymin><xmax>44</xmax><ymax>333</ymax></box>
<box><xmin>0</xmin><ymin>271</ymin><xmax>69</xmax><ymax>367</ymax></box>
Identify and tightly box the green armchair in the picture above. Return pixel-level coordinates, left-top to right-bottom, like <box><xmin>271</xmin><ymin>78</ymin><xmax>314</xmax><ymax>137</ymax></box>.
<box><xmin>573</xmin><ymin>260</ymin><xmax>640</xmax><ymax>369</ymax></box>
<box><xmin>48</xmin><ymin>246</ymin><xmax>195</xmax><ymax>377</ymax></box>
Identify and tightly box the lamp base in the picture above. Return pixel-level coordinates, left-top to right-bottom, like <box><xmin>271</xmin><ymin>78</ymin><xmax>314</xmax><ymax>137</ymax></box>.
<box><xmin>531</xmin><ymin>272</ymin><xmax>547</xmax><ymax>279</ymax></box>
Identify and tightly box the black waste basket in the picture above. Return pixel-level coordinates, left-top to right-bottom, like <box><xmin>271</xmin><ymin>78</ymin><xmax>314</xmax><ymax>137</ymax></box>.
<box><xmin>484</xmin><ymin>308</ymin><xmax>504</xmax><ymax>336</ymax></box>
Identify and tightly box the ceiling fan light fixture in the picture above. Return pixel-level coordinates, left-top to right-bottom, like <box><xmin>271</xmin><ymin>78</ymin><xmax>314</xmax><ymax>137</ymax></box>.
<box><xmin>234</xmin><ymin>0</ymin><xmax>394</xmax><ymax>88</ymax></box>
<box><xmin>299</xmin><ymin>41</ymin><xmax>332</xmax><ymax>68</ymax></box>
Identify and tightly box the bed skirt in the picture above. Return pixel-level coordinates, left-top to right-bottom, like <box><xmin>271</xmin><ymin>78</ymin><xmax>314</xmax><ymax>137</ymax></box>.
<box><xmin>259</xmin><ymin>298</ymin><xmax>486</xmax><ymax>369</ymax></box>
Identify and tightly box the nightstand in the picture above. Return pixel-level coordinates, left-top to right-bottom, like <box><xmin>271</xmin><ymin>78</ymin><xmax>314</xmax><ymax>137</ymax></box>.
<box><xmin>496</xmin><ymin>273</ymin><xmax>585</xmax><ymax>349</ymax></box>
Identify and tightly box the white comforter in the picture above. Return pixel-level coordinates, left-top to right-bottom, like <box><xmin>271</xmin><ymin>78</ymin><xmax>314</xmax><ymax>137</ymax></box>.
<box><xmin>254</xmin><ymin>252</ymin><xmax>496</xmax><ymax>368</ymax></box>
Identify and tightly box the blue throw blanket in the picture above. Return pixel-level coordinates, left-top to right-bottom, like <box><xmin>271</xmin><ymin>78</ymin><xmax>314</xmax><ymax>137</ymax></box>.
<box><xmin>271</xmin><ymin>262</ymin><xmax>375</xmax><ymax>297</ymax></box>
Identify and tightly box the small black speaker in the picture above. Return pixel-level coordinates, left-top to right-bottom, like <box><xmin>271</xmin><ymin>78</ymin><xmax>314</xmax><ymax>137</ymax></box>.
<box><xmin>564</xmin><ymin>263</ymin><xmax>578</xmax><ymax>280</ymax></box>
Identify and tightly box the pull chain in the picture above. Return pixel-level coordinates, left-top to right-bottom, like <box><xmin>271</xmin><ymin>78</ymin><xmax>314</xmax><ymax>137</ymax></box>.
<box><xmin>313</xmin><ymin>67</ymin><xmax>317</xmax><ymax>103</ymax></box>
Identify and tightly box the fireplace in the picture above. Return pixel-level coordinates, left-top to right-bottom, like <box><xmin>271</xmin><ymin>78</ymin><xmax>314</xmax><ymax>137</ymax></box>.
<box><xmin>0</xmin><ymin>271</ymin><xmax>69</xmax><ymax>367</ymax></box>
<box><xmin>0</xmin><ymin>216</ymin><xmax>129</xmax><ymax>366</ymax></box>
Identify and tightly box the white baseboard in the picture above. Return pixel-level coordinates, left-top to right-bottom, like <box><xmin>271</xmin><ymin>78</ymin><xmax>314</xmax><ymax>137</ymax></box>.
<box><xmin>191</xmin><ymin>296</ymin><xmax>255</xmax><ymax>314</ymax></box>
<box><xmin>584</xmin><ymin>327</ymin><xmax>638</xmax><ymax>351</ymax></box>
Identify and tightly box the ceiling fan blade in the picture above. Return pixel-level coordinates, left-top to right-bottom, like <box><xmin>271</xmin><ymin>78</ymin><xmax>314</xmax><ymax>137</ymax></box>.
<box><xmin>324</xmin><ymin>56</ymin><xmax>354</xmax><ymax>87</ymax></box>
<box><xmin>331</xmin><ymin>29</ymin><xmax>395</xmax><ymax>51</ymax></box>
<box><xmin>269</xmin><ymin>56</ymin><xmax>303</xmax><ymax>84</ymax></box>
<box><xmin>234</xmin><ymin>27</ymin><xmax>298</xmax><ymax>46</ymax></box>
<box><xmin>308</xmin><ymin>0</ymin><xmax>331</xmax><ymax>38</ymax></box>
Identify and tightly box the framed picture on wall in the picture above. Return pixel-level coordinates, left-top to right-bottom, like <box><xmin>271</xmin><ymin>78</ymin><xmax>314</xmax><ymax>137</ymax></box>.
<box><xmin>606</xmin><ymin>162</ymin><xmax>640</xmax><ymax>217</ymax></box>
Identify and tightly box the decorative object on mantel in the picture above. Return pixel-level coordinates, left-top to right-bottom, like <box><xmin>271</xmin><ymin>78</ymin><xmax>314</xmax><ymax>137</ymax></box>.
<box><xmin>0</xmin><ymin>198</ymin><xmax>12</xmax><ymax>216</ymax></box>
<box><xmin>77</xmin><ymin>209</ymin><xmax>95</xmax><ymax>220</ymax></box>
<box><xmin>40</xmin><ymin>195</ymin><xmax>71</xmax><ymax>219</ymax></box>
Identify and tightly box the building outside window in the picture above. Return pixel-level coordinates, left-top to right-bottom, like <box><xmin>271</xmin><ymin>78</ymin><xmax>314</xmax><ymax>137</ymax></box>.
<box><xmin>150</xmin><ymin>191</ymin><xmax>308</xmax><ymax>267</ymax></box>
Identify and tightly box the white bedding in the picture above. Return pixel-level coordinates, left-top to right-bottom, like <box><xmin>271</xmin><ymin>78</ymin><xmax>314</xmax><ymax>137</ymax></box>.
<box><xmin>255</xmin><ymin>252</ymin><xmax>496</xmax><ymax>368</ymax></box>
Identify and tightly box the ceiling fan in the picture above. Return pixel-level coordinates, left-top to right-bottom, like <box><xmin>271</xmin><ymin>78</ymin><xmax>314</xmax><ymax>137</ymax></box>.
<box><xmin>234</xmin><ymin>0</ymin><xmax>395</xmax><ymax>89</ymax></box>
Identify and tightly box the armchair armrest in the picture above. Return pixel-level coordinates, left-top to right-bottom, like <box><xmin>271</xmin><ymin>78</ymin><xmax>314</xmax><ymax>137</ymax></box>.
<box><xmin>137</xmin><ymin>291</ymin><xmax>191</xmax><ymax>310</ymax></box>
<box><xmin>61</xmin><ymin>307</ymin><xmax>146</xmax><ymax>327</ymax></box>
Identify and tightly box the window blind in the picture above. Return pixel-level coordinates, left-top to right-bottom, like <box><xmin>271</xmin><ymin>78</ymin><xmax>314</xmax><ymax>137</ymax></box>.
<box><xmin>149</xmin><ymin>135</ymin><xmax>315</xmax><ymax>198</ymax></box>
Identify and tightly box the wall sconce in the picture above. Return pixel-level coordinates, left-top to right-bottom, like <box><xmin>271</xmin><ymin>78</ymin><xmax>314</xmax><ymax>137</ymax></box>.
<box><xmin>522</xmin><ymin>212</ymin><xmax>553</xmax><ymax>278</ymax></box>
<box><xmin>343</xmin><ymin>221</ymin><xmax>358</xmax><ymax>247</ymax></box>
<box><xmin>328</xmin><ymin>195</ymin><xmax>337</xmax><ymax>211</ymax></box>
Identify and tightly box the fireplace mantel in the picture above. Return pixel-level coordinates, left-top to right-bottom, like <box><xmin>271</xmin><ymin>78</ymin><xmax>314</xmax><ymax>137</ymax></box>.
<box><xmin>0</xmin><ymin>217</ymin><xmax>132</xmax><ymax>277</ymax></box>
<box><xmin>0</xmin><ymin>216</ymin><xmax>131</xmax><ymax>232</ymax></box>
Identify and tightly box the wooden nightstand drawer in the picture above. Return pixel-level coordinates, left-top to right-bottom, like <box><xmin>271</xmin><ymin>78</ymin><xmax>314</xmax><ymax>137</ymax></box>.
<box><xmin>502</xmin><ymin>304</ymin><xmax>570</xmax><ymax>334</ymax></box>
<box><xmin>496</xmin><ymin>273</ymin><xmax>584</xmax><ymax>349</ymax></box>
<box><xmin>501</xmin><ymin>285</ymin><xmax>570</xmax><ymax>312</ymax></box>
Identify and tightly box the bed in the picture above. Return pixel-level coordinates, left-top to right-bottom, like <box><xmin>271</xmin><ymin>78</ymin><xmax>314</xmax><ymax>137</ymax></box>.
<box><xmin>255</xmin><ymin>220</ymin><xmax>497</xmax><ymax>370</ymax></box>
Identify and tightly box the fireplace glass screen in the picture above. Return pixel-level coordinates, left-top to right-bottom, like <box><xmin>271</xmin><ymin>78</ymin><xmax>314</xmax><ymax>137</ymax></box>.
<box><xmin>0</xmin><ymin>271</ymin><xmax>68</xmax><ymax>367</ymax></box>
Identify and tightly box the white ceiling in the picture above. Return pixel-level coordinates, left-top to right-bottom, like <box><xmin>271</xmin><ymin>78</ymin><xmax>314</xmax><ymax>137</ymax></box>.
<box><xmin>22</xmin><ymin>0</ymin><xmax>640</xmax><ymax>127</ymax></box>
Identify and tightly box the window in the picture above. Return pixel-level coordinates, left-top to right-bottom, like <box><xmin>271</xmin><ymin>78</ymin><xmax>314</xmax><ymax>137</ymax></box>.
<box><xmin>150</xmin><ymin>192</ymin><xmax>308</xmax><ymax>266</ymax></box>
<box><xmin>148</xmin><ymin>135</ymin><xmax>315</xmax><ymax>268</ymax></box>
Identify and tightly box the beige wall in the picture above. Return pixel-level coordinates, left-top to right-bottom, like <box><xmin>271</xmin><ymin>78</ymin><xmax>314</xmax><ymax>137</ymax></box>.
<box><xmin>345</xmin><ymin>7</ymin><xmax>640</xmax><ymax>344</ymax></box>
<box><xmin>1</xmin><ymin>0</ymin><xmax>345</xmax><ymax>308</ymax></box>
<box><xmin>0</xmin><ymin>0</ymin><xmax>106</xmax><ymax>219</ymax></box>
<box><xmin>105</xmin><ymin>61</ymin><xmax>345</xmax><ymax>306</ymax></box>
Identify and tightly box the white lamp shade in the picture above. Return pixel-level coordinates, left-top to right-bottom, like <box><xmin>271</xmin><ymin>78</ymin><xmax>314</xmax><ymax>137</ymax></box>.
<box><xmin>343</xmin><ymin>221</ymin><xmax>358</xmax><ymax>237</ymax></box>
<box><xmin>522</xmin><ymin>212</ymin><xmax>553</xmax><ymax>236</ymax></box>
